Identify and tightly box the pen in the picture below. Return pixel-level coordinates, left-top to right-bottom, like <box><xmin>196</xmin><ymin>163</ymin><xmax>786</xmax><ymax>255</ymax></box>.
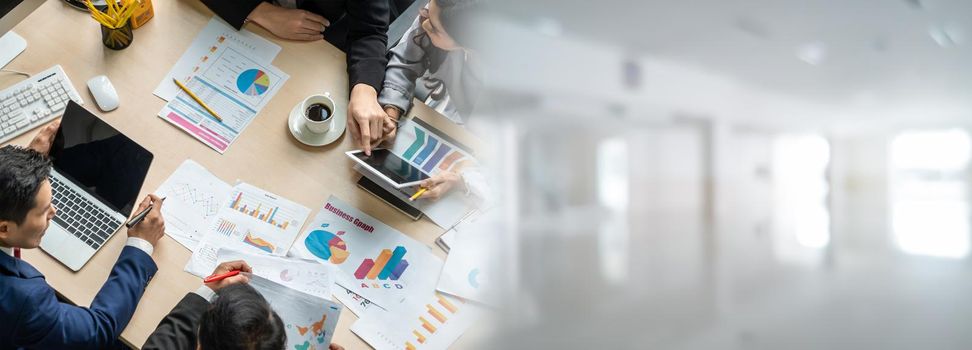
<box><xmin>409</xmin><ymin>187</ymin><xmax>428</xmax><ymax>201</ymax></box>
<box><xmin>172</xmin><ymin>78</ymin><xmax>223</xmax><ymax>122</ymax></box>
<box><xmin>125</xmin><ymin>197</ymin><xmax>166</xmax><ymax>228</ymax></box>
<box><xmin>203</xmin><ymin>270</ymin><xmax>241</xmax><ymax>284</ymax></box>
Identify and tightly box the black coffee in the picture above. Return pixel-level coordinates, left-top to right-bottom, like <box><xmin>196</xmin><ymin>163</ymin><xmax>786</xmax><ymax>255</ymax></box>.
<box><xmin>306</xmin><ymin>103</ymin><xmax>332</xmax><ymax>122</ymax></box>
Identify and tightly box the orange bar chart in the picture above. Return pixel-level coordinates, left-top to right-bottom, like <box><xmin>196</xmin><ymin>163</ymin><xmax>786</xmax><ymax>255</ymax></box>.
<box><xmin>437</xmin><ymin>294</ymin><xmax>458</xmax><ymax>314</ymax></box>
<box><xmin>412</xmin><ymin>330</ymin><xmax>426</xmax><ymax>344</ymax></box>
<box><xmin>428</xmin><ymin>305</ymin><xmax>447</xmax><ymax>323</ymax></box>
<box><xmin>419</xmin><ymin>316</ymin><xmax>437</xmax><ymax>333</ymax></box>
<box><xmin>366</xmin><ymin>249</ymin><xmax>393</xmax><ymax>279</ymax></box>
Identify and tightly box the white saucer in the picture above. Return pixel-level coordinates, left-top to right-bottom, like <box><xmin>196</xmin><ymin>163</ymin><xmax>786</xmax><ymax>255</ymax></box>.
<box><xmin>288</xmin><ymin>104</ymin><xmax>346</xmax><ymax>146</ymax></box>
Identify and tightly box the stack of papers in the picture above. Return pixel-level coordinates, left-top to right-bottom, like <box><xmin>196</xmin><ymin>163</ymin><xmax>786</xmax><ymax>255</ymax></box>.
<box><xmin>435</xmin><ymin>215</ymin><xmax>499</xmax><ymax>306</ymax></box>
<box><xmin>217</xmin><ymin>248</ymin><xmax>337</xmax><ymax>300</ymax></box>
<box><xmin>156</xmin><ymin>159</ymin><xmax>490</xmax><ymax>349</ymax></box>
<box><xmin>289</xmin><ymin>196</ymin><xmax>443</xmax><ymax>311</ymax></box>
<box><xmin>289</xmin><ymin>196</ymin><xmax>485</xmax><ymax>350</ymax></box>
<box><xmin>185</xmin><ymin>181</ymin><xmax>311</xmax><ymax>277</ymax></box>
<box><xmin>154</xmin><ymin>17</ymin><xmax>289</xmax><ymax>153</ymax></box>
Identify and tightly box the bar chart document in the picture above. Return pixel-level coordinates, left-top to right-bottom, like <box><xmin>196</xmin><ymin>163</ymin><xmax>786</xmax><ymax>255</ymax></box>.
<box><xmin>186</xmin><ymin>182</ymin><xmax>310</xmax><ymax>277</ymax></box>
<box><xmin>289</xmin><ymin>196</ymin><xmax>443</xmax><ymax>312</ymax></box>
<box><xmin>351</xmin><ymin>292</ymin><xmax>481</xmax><ymax>350</ymax></box>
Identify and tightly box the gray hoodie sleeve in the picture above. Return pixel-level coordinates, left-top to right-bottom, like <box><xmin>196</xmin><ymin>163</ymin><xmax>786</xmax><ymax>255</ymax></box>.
<box><xmin>378</xmin><ymin>15</ymin><xmax>429</xmax><ymax>113</ymax></box>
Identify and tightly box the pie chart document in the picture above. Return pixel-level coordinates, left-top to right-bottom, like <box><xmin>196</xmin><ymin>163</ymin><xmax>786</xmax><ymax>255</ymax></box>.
<box><xmin>158</xmin><ymin>46</ymin><xmax>289</xmax><ymax>153</ymax></box>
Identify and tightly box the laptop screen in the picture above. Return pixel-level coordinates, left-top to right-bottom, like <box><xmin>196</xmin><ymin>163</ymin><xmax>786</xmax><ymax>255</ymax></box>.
<box><xmin>49</xmin><ymin>101</ymin><xmax>153</xmax><ymax>215</ymax></box>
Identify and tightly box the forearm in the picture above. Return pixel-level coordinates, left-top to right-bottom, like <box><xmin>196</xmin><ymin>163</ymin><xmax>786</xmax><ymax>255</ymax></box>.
<box><xmin>351</xmin><ymin>83</ymin><xmax>379</xmax><ymax>107</ymax></box>
<box><xmin>246</xmin><ymin>2</ymin><xmax>278</xmax><ymax>30</ymax></box>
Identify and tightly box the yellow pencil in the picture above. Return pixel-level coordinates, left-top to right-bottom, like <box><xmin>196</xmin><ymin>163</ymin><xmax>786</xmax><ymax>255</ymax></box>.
<box><xmin>409</xmin><ymin>187</ymin><xmax>428</xmax><ymax>201</ymax></box>
<box><xmin>172</xmin><ymin>78</ymin><xmax>223</xmax><ymax>122</ymax></box>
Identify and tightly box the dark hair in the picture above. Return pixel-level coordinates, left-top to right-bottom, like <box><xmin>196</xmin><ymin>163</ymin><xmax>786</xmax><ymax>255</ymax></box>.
<box><xmin>0</xmin><ymin>146</ymin><xmax>51</xmax><ymax>225</ymax></box>
<box><xmin>199</xmin><ymin>284</ymin><xmax>286</xmax><ymax>350</ymax></box>
<box><xmin>436</xmin><ymin>0</ymin><xmax>482</xmax><ymax>48</ymax></box>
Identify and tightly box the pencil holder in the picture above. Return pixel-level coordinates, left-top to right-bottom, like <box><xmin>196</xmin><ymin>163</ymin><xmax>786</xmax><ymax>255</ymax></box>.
<box><xmin>101</xmin><ymin>19</ymin><xmax>133</xmax><ymax>50</ymax></box>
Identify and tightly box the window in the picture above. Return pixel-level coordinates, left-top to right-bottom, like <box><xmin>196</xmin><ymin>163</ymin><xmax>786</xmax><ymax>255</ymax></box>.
<box><xmin>890</xmin><ymin>130</ymin><xmax>971</xmax><ymax>259</ymax></box>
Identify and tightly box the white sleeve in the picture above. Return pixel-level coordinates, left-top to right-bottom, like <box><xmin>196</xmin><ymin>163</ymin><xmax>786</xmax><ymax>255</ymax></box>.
<box><xmin>192</xmin><ymin>285</ymin><xmax>217</xmax><ymax>302</ymax></box>
<box><xmin>125</xmin><ymin>237</ymin><xmax>154</xmax><ymax>256</ymax></box>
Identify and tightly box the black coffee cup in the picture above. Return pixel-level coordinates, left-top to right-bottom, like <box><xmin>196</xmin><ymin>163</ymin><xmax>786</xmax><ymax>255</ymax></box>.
<box><xmin>299</xmin><ymin>93</ymin><xmax>336</xmax><ymax>134</ymax></box>
<box><xmin>306</xmin><ymin>103</ymin><xmax>332</xmax><ymax>122</ymax></box>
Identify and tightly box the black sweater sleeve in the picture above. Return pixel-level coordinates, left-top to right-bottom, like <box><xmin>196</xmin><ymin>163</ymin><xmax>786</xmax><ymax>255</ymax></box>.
<box><xmin>345</xmin><ymin>0</ymin><xmax>391</xmax><ymax>91</ymax></box>
<box><xmin>142</xmin><ymin>293</ymin><xmax>211</xmax><ymax>350</ymax></box>
<box><xmin>201</xmin><ymin>0</ymin><xmax>266</xmax><ymax>29</ymax></box>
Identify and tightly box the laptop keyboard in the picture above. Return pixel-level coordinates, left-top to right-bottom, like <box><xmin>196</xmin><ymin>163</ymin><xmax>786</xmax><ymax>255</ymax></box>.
<box><xmin>49</xmin><ymin>176</ymin><xmax>121</xmax><ymax>249</ymax></box>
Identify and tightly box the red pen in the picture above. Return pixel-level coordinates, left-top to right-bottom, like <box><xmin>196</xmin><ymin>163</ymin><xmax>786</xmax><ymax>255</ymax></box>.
<box><xmin>203</xmin><ymin>270</ymin><xmax>241</xmax><ymax>284</ymax></box>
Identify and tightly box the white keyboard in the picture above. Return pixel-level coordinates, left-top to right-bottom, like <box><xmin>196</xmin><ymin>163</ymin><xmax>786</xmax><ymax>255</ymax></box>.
<box><xmin>0</xmin><ymin>65</ymin><xmax>83</xmax><ymax>144</ymax></box>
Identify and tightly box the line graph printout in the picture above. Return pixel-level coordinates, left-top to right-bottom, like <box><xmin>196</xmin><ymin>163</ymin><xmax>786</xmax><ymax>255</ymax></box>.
<box><xmin>155</xmin><ymin>159</ymin><xmax>232</xmax><ymax>250</ymax></box>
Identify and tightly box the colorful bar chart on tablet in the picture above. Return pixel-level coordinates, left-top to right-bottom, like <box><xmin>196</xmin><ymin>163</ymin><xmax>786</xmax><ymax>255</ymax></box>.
<box><xmin>393</xmin><ymin>118</ymin><xmax>475</xmax><ymax>175</ymax></box>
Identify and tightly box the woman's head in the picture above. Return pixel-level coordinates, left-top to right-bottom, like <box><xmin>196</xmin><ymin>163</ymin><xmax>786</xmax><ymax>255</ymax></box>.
<box><xmin>421</xmin><ymin>0</ymin><xmax>481</xmax><ymax>51</ymax></box>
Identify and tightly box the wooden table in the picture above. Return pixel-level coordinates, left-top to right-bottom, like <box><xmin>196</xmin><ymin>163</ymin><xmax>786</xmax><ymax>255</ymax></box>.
<box><xmin>1</xmin><ymin>0</ymin><xmax>476</xmax><ymax>348</ymax></box>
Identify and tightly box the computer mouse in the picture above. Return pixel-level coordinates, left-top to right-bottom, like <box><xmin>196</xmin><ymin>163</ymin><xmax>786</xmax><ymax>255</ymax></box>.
<box><xmin>86</xmin><ymin>75</ymin><xmax>119</xmax><ymax>112</ymax></box>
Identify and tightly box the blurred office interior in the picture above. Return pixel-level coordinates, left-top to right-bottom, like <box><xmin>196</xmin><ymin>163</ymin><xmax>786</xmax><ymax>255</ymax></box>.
<box><xmin>467</xmin><ymin>0</ymin><xmax>972</xmax><ymax>348</ymax></box>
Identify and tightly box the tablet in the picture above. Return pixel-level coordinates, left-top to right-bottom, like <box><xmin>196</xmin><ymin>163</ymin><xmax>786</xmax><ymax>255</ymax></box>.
<box><xmin>346</xmin><ymin>149</ymin><xmax>430</xmax><ymax>189</ymax></box>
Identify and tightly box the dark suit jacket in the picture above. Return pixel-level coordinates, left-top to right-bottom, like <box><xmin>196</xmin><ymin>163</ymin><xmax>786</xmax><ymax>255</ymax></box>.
<box><xmin>201</xmin><ymin>0</ymin><xmax>392</xmax><ymax>91</ymax></box>
<box><xmin>142</xmin><ymin>293</ymin><xmax>210</xmax><ymax>350</ymax></box>
<box><xmin>0</xmin><ymin>246</ymin><xmax>157</xmax><ymax>350</ymax></box>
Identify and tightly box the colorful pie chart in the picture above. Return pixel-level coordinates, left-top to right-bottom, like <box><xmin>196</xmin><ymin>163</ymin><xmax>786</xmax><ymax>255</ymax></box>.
<box><xmin>468</xmin><ymin>268</ymin><xmax>481</xmax><ymax>289</ymax></box>
<box><xmin>280</xmin><ymin>269</ymin><xmax>294</xmax><ymax>282</ymax></box>
<box><xmin>305</xmin><ymin>228</ymin><xmax>350</xmax><ymax>264</ymax></box>
<box><xmin>236</xmin><ymin>68</ymin><xmax>270</xmax><ymax>96</ymax></box>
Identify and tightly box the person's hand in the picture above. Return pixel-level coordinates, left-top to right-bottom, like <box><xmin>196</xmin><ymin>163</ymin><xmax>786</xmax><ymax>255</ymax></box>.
<box><xmin>127</xmin><ymin>194</ymin><xmax>165</xmax><ymax>247</ymax></box>
<box><xmin>27</xmin><ymin>120</ymin><xmax>60</xmax><ymax>155</ymax></box>
<box><xmin>329</xmin><ymin>344</ymin><xmax>346</xmax><ymax>350</ymax></box>
<box><xmin>347</xmin><ymin>84</ymin><xmax>386</xmax><ymax>155</ymax></box>
<box><xmin>248</xmin><ymin>2</ymin><xmax>329</xmax><ymax>41</ymax></box>
<box><xmin>204</xmin><ymin>260</ymin><xmax>252</xmax><ymax>292</ymax></box>
<box><xmin>381</xmin><ymin>107</ymin><xmax>400</xmax><ymax>145</ymax></box>
<box><xmin>418</xmin><ymin>171</ymin><xmax>463</xmax><ymax>200</ymax></box>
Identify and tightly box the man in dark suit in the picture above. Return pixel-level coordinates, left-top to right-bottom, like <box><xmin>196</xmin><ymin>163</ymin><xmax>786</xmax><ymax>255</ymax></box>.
<box><xmin>0</xmin><ymin>121</ymin><xmax>166</xmax><ymax>349</ymax></box>
<box><xmin>200</xmin><ymin>0</ymin><xmax>413</xmax><ymax>157</ymax></box>
<box><xmin>143</xmin><ymin>260</ymin><xmax>347</xmax><ymax>350</ymax></box>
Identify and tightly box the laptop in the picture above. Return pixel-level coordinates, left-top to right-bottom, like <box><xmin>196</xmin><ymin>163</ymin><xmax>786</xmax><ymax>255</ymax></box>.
<box><xmin>39</xmin><ymin>100</ymin><xmax>153</xmax><ymax>271</ymax></box>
